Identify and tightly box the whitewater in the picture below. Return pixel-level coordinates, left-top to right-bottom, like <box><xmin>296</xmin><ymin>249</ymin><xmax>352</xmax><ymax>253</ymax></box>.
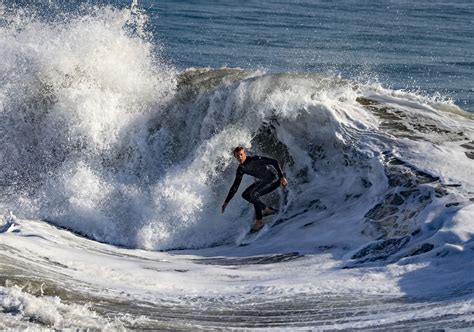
<box><xmin>1</xmin><ymin>2</ymin><xmax>473</xmax><ymax>330</ymax></box>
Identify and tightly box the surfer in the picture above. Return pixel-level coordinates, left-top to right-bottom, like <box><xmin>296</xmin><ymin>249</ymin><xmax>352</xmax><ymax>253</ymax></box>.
<box><xmin>221</xmin><ymin>146</ymin><xmax>288</xmax><ymax>232</ymax></box>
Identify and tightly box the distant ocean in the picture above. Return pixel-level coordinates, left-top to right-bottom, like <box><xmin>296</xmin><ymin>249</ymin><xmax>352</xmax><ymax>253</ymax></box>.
<box><xmin>7</xmin><ymin>0</ymin><xmax>473</xmax><ymax>111</ymax></box>
<box><xmin>151</xmin><ymin>0</ymin><xmax>473</xmax><ymax>112</ymax></box>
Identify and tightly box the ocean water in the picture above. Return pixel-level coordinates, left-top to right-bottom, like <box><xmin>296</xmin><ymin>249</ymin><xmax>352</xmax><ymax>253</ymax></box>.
<box><xmin>0</xmin><ymin>0</ymin><xmax>473</xmax><ymax>330</ymax></box>
<box><xmin>152</xmin><ymin>0</ymin><xmax>473</xmax><ymax>112</ymax></box>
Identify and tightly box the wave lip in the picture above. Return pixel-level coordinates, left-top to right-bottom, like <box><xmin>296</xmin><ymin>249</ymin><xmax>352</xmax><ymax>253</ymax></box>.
<box><xmin>2</xmin><ymin>66</ymin><xmax>474</xmax><ymax>255</ymax></box>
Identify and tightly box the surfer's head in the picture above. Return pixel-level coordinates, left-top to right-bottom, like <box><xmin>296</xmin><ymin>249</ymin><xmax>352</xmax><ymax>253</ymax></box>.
<box><xmin>233</xmin><ymin>146</ymin><xmax>247</xmax><ymax>165</ymax></box>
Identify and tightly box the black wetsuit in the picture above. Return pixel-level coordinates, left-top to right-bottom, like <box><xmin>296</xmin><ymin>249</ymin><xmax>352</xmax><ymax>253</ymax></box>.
<box><xmin>225</xmin><ymin>156</ymin><xmax>284</xmax><ymax>220</ymax></box>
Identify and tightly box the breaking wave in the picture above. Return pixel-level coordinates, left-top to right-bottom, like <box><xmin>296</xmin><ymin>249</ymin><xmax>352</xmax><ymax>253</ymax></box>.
<box><xmin>1</xmin><ymin>4</ymin><xmax>473</xmax><ymax>263</ymax></box>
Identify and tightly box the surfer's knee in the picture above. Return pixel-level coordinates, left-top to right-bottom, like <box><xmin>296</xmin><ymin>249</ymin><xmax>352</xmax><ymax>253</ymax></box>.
<box><xmin>249</xmin><ymin>191</ymin><xmax>260</xmax><ymax>202</ymax></box>
<box><xmin>241</xmin><ymin>190</ymin><xmax>251</xmax><ymax>202</ymax></box>
<box><xmin>242</xmin><ymin>189</ymin><xmax>259</xmax><ymax>203</ymax></box>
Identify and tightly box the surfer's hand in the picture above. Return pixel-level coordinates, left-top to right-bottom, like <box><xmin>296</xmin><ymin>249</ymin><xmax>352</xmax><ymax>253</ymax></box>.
<box><xmin>280</xmin><ymin>177</ymin><xmax>288</xmax><ymax>187</ymax></box>
<box><xmin>221</xmin><ymin>202</ymin><xmax>227</xmax><ymax>213</ymax></box>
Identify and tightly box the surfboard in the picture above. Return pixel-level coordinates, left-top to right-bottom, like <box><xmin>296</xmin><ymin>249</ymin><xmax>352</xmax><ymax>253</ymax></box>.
<box><xmin>237</xmin><ymin>210</ymin><xmax>279</xmax><ymax>246</ymax></box>
<box><xmin>0</xmin><ymin>221</ymin><xmax>20</xmax><ymax>233</ymax></box>
<box><xmin>238</xmin><ymin>223</ymin><xmax>270</xmax><ymax>246</ymax></box>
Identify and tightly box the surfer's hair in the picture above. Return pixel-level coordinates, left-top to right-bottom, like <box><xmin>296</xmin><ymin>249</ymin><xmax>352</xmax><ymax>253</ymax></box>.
<box><xmin>233</xmin><ymin>146</ymin><xmax>245</xmax><ymax>156</ymax></box>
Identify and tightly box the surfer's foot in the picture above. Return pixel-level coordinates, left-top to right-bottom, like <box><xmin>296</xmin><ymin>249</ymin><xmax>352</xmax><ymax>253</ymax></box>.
<box><xmin>250</xmin><ymin>219</ymin><xmax>264</xmax><ymax>233</ymax></box>
<box><xmin>262</xmin><ymin>207</ymin><xmax>276</xmax><ymax>217</ymax></box>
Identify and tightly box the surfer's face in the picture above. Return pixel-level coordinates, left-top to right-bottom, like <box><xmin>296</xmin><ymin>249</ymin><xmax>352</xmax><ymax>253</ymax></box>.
<box><xmin>234</xmin><ymin>149</ymin><xmax>247</xmax><ymax>165</ymax></box>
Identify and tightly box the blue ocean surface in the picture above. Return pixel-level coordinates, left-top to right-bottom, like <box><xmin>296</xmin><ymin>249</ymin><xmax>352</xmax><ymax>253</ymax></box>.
<box><xmin>10</xmin><ymin>0</ymin><xmax>472</xmax><ymax>111</ymax></box>
<box><xmin>147</xmin><ymin>0</ymin><xmax>473</xmax><ymax>112</ymax></box>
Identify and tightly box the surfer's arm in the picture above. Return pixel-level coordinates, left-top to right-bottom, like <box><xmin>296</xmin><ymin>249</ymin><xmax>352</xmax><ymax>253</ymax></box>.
<box><xmin>259</xmin><ymin>156</ymin><xmax>288</xmax><ymax>186</ymax></box>
<box><xmin>224</xmin><ymin>168</ymin><xmax>244</xmax><ymax>204</ymax></box>
<box><xmin>259</xmin><ymin>156</ymin><xmax>284</xmax><ymax>179</ymax></box>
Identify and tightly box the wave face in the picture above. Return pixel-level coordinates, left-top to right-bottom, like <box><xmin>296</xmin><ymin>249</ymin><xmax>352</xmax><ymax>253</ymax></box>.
<box><xmin>1</xmin><ymin>5</ymin><xmax>473</xmax><ymax>259</ymax></box>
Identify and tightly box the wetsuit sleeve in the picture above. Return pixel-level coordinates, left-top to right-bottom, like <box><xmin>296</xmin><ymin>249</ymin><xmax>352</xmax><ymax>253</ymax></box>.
<box><xmin>259</xmin><ymin>156</ymin><xmax>284</xmax><ymax>178</ymax></box>
<box><xmin>225</xmin><ymin>167</ymin><xmax>244</xmax><ymax>203</ymax></box>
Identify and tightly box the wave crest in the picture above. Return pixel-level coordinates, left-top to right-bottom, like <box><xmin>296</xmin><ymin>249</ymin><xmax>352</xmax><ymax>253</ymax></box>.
<box><xmin>1</xmin><ymin>7</ymin><xmax>473</xmax><ymax>256</ymax></box>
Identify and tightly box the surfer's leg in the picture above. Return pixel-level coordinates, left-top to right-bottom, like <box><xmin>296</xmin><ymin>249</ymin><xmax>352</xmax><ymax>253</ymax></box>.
<box><xmin>257</xmin><ymin>178</ymin><xmax>280</xmax><ymax>196</ymax></box>
<box><xmin>242</xmin><ymin>182</ymin><xmax>266</xmax><ymax>220</ymax></box>
<box><xmin>253</xmin><ymin>178</ymin><xmax>280</xmax><ymax>217</ymax></box>
<box><xmin>241</xmin><ymin>182</ymin><xmax>259</xmax><ymax>204</ymax></box>
<box><xmin>243</xmin><ymin>178</ymin><xmax>280</xmax><ymax>220</ymax></box>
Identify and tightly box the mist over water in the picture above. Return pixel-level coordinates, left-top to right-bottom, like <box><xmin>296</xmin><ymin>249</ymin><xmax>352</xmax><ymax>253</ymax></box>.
<box><xmin>0</xmin><ymin>4</ymin><xmax>176</xmax><ymax>246</ymax></box>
